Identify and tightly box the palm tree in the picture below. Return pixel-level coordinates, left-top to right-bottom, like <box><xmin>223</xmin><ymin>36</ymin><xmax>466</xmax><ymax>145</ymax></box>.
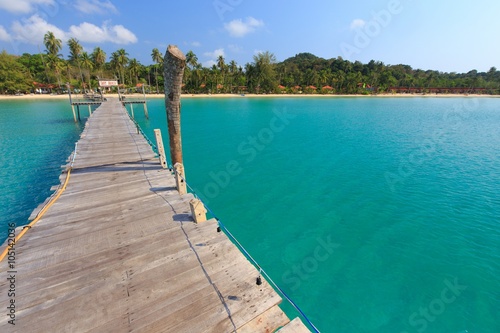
<box><xmin>128</xmin><ymin>58</ymin><xmax>140</xmax><ymax>85</ymax></box>
<box><xmin>45</xmin><ymin>53</ymin><xmax>63</xmax><ymax>87</ymax></box>
<box><xmin>43</xmin><ymin>31</ymin><xmax>62</xmax><ymax>87</ymax></box>
<box><xmin>252</xmin><ymin>51</ymin><xmax>277</xmax><ymax>93</ymax></box>
<box><xmin>193</xmin><ymin>63</ymin><xmax>202</xmax><ymax>90</ymax></box>
<box><xmin>184</xmin><ymin>51</ymin><xmax>199</xmax><ymax>92</ymax></box>
<box><xmin>67</xmin><ymin>38</ymin><xmax>84</xmax><ymax>86</ymax></box>
<box><xmin>110</xmin><ymin>49</ymin><xmax>129</xmax><ymax>85</ymax></box>
<box><xmin>185</xmin><ymin>50</ymin><xmax>198</xmax><ymax>69</ymax></box>
<box><xmin>44</xmin><ymin>31</ymin><xmax>62</xmax><ymax>57</ymax></box>
<box><xmin>91</xmin><ymin>47</ymin><xmax>106</xmax><ymax>78</ymax></box>
<box><xmin>80</xmin><ymin>52</ymin><xmax>93</xmax><ymax>92</ymax></box>
<box><xmin>217</xmin><ymin>55</ymin><xmax>226</xmax><ymax>89</ymax></box>
<box><xmin>151</xmin><ymin>48</ymin><xmax>163</xmax><ymax>93</ymax></box>
<box><xmin>228</xmin><ymin>60</ymin><xmax>237</xmax><ymax>92</ymax></box>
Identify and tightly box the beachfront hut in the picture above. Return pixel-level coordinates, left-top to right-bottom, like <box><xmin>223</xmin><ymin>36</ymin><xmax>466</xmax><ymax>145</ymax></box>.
<box><xmin>305</xmin><ymin>85</ymin><xmax>317</xmax><ymax>94</ymax></box>
<box><xmin>321</xmin><ymin>85</ymin><xmax>334</xmax><ymax>94</ymax></box>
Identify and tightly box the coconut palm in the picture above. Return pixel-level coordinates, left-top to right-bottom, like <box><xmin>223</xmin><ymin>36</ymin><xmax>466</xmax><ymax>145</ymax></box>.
<box><xmin>91</xmin><ymin>47</ymin><xmax>106</xmax><ymax>78</ymax></box>
<box><xmin>80</xmin><ymin>52</ymin><xmax>93</xmax><ymax>91</ymax></box>
<box><xmin>43</xmin><ymin>31</ymin><xmax>62</xmax><ymax>86</ymax></box>
<box><xmin>110</xmin><ymin>49</ymin><xmax>129</xmax><ymax>85</ymax></box>
<box><xmin>128</xmin><ymin>58</ymin><xmax>140</xmax><ymax>85</ymax></box>
<box><xmin>44</xmin><ymin>31</ymin><xmax>62</xmax><ymax>57</ymax></box>
<box><xmin>252</xmin><ymin>51</ymin><xmax>277</xmax><ymax>93</ymax></box>
<box><xmin>151</xmin><ymin>48</ymin><xmax>163</xmax><ymax>93</ymax></box>
<box><xmin>217</xmin><ymin>55</ymin><xmax>226</xmax><ymax>89</ymax></box>
<box><xmin>228</xmin><ymin>60</ymin><xmax>237</xmax><ymax>92</ymax></box>
<box><xmin>67</xmin><ymin>38</ymin><xmax>84</xmax><ymax>85</ymax></box>
<box><xmin>45</xmin><ymin>53</ymin><xmax>63</xmax><ymax>87</ymax></box>
<box><xmin>185</xmin><ymin>50</ymin><xmax>198</xmax><ymax>69</ymax></box>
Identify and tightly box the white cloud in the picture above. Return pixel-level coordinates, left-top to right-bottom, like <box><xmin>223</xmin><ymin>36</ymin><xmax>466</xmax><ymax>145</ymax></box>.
<box><xmin>11</xmin><ymin>14</ymin><xmax>65</xmax><ymax>45</ymax></box>
<box><xmin>69</xmin><ymin>22</ymin><xmax>137</xmax><ymax>44</ymax></box>
<box><xmin>0</xmin><ymin>25</ymin><xmax>10</xmax><ymax>41</ymax></box>
<box><xmin>74</xmin><ymin>0</ymin><xmax>117</xmax><ymax>14</ymax></box>
<box><xmin>10</xmin><ymin>15</ymin><xmax>137</xmax><ymax>46</ymax></box>
<box><xmin>224</xmin><ymin>17</ymin><xmax>264</xmax><ymax>37</ymax></box>
<box><xmin>109</xmin><ymin>24</ymin><xmax>137</xmax><ymax>44</ymax></box>
<box><xmin>203</xmin><ymin>48</ymin><xmax>225</xmax><ymax>68</ymax></box>
<box><xmin>203</xmin><ymin>60</ymin><xmax>217</xmax><ymax>68</ymax></box>
<box><xmin>350</xmin><ymin>19</ymin><xmax>366</xmax><ymax>30</ymax></box>
<box><xmin>203</xmin><ymin>48</ymin><xmax>225</xmax><ymax>59</ymax></box>
<box><xmin>191</xmin><ymin>41</ymin><xmax>201</xmax><ymax>47</ymax></box>
<box><xmin>0</xmin><ymin>0</ymin><xmax>54</xmax><ymax>14</ymax></box>
<box><xmin>69</xmin><ymin>22</ymin><xmax>107</xmax><ymax>42</ymax></box>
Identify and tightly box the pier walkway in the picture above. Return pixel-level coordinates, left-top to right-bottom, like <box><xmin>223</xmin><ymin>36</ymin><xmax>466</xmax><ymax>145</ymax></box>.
<box><xmin>0</xmin><ymin>99</ymin><xmax>310</xmax><ymax>332</ymax></box>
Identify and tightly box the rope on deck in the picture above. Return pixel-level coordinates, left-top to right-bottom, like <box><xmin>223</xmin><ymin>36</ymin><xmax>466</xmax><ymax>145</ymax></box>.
<box><xmin>0</xmin><ymin>142</ymin><xmax>78</xmax><ymax>262</ymax></box>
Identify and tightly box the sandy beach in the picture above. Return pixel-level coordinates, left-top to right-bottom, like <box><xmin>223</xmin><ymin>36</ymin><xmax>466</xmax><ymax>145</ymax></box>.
<box><xmin>0</xmin><ymin>93</ymin><xmax>498</xmax><ymax>101</ymax></box>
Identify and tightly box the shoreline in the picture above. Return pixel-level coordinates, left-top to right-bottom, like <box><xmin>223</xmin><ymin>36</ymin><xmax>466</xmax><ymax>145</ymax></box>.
<box><xmin>1</xmin><ymin>93</ymin><xmax>499</xmax><ymax>101</ymax></box>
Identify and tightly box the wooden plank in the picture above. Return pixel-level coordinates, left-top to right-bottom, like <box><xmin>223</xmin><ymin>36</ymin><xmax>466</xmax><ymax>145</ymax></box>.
<box><xmin>238</xmin><ymin>305</ymin><xmax>290</xmax><ymax>333</ymax></box>
<box><xmin>277</xmin><ymin>318</ymin><xmax>312</xmax><ymax>333</ymax></box>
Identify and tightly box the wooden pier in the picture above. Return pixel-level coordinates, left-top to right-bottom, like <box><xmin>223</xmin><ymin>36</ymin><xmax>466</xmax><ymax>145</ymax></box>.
<box><xmin>0</xmin><ymin>99</ymin><xmax>310</xmax><ymax>332</ymax></box>
<box><xmin>69</xmin><ymin>96</ymin><xmax>148</xmax><ymax>122</ymax></box>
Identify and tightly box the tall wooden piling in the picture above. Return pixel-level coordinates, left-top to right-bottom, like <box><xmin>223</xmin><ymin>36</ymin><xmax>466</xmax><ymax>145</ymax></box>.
<box><xmin>142</xmin><ymin>84</ymin><xmax>149</xmax><ymax>119</ymax></box>
<box><xmin>71</xmin><ymin>105</ymin><xmax>77</xmax><ymax>122</ymax></box>
<box><xmin>163</xmin><ymin>45</ymin><xmax>186</xmax><ymax>166</ymax></box>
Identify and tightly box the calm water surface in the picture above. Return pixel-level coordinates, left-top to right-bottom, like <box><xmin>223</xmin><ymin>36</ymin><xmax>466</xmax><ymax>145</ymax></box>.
<box><xmin>2</xmin><ymin>97</ymin><xmax>499</xmax><ymax>332</ymax></box>
<box><xmin>0</xmin><ymin>99</ymin><xmax>84</xmax><ymax>240</ymax></box>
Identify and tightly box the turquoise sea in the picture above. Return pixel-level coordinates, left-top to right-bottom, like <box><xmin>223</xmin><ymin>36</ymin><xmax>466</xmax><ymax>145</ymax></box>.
<box><xmin>1</xmin><ymin>97</ymin><xmax>499</xmax><ymax>332</ymax></box>
<box><xmin>0</xmin><ymin>100</ymin><xmax>84</xmax><ymax>239</ymax></box>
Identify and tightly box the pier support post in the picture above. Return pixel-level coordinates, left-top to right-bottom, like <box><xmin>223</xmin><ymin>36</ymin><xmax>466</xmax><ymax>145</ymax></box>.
<box><xmin>164</xmin><ymin>45</ymin><xmax>186</xmax><ymax>166</ymax></box>
<box><xmin>189</xmin><ymin>198</ymin><xmax>207</xmax><ymax>223</ymax></box>
<box><xmin>154</xmin><ymin>129</ymin><xmax>168</xmax><ymax>169</ymax></box>
<box><xmin>71</xmin><ymin>105</ymin><xmax>77</xmax><ymax>122</ymax></box>
<box><xmin>130</xmin><ymin>103</ymin><xmax>134</xmax><ymax>118</ymax></box>
<box><xmin>174</xmin><ymin>163</ymin><xmax>187</xmax><ymax>195</ymax></box>
<box><xmin>88</xmin><ymin>105</ymin><xmax>92</xmax><ymax>116</ymax></box>
<box><xmin>142</xmin><ymin>84</ymin><xmax>149</xmax><ymax>119</ymax></box>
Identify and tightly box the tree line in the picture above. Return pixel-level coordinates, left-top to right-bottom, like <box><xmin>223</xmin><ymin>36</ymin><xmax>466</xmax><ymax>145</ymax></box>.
<box><xmin>1</xmin><ymin>31</ymin><xmax>499</xmax><ymax>95</ymax></box>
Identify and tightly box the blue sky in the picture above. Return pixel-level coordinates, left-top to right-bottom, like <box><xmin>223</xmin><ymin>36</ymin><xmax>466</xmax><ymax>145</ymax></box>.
<box><xmin>0</xmin><ymin>0</ymin><xmax>498</xmax><ymax>73</ymax></box>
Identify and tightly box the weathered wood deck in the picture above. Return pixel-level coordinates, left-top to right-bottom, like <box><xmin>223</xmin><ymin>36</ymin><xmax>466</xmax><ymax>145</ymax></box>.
<box><xmin>0</xmin><ymin>99</ymin><xmax>310</xmax><ymax>332</ymax></box>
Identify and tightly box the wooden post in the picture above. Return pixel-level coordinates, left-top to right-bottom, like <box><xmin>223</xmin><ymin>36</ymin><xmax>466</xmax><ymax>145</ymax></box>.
<box><xmin>141</xmin><ymin>84</ymin><xmax>149</xmax><ymax>119</ymax></box>
<box><xmin>154</xmin><ymin>129</ymin><xmax>168</xmax><ymax>169</ymax></box>
<box><xmin>143</xmin><ymin>102</ymin><xmax>149</xmax><ymax>119</ymax></box>
<box><xmin>71</xmin><ymin>105</ymin><xmax>77</xmax><ymax>122</ymax></box>
<box><xmin>189</xmin><ymin>198</ymin><xmax>207</xmax><ymax>223</ymax></box>
<box><xmin>67</xmin><ymin>82</ymin><xmax>73</xmax><ymax>104</ymax></box>
<box><xmin>67</xmin><ymin>83</ymin><xmax>77</xmax><ymax>122</ymax></box>
<box><xmin>163</xmin><ymin>45</ymin><xmax>186</xmax><ymax>166</ymax></box>
<box><xmin>117</xmin><ymin>83</ymin><xmax>122</xmax><ymax>101</ymax></box>
<box><xmin>174</xmin><ymin>163</ymin><xmax>187</xmax><ymax>195</ymax></box>
<box><xmin>88</xmin><ymin>105</ymin><xmax>92</xmax><ymax>116</ymax></box>
<box><xmin>130</xmin><ymin>103</ymin><xmax>134</xmax><ymax>118</ymax></box>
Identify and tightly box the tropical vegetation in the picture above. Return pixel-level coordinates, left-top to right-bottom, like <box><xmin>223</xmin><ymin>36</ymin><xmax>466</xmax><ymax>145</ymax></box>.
<box><xmin>1</xmin><ymin>31</ymin><xmax>500</xmax><ymax>95</ymax></box>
